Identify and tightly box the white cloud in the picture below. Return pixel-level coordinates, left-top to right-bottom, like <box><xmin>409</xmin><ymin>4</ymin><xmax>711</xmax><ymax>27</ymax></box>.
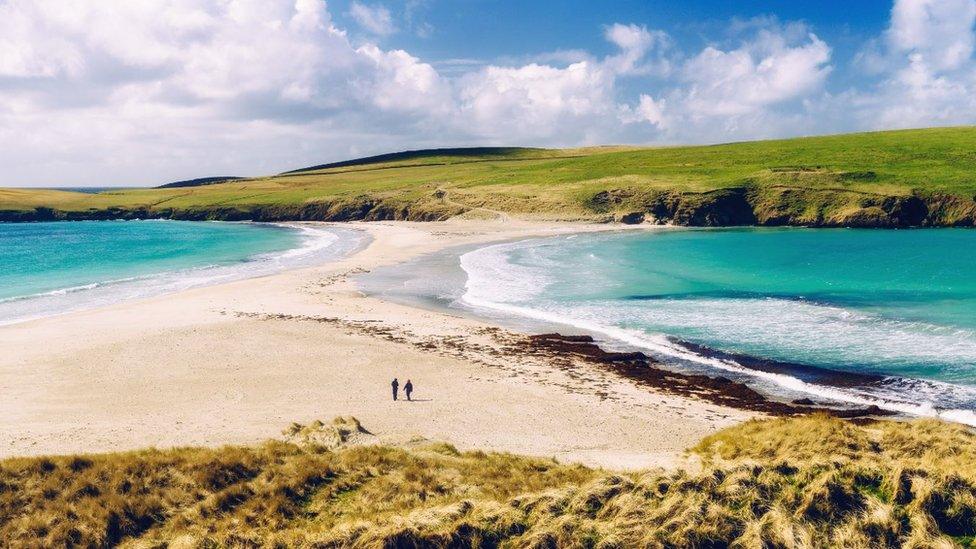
<box><xmin>456</xmin><ymin>62</ymin><xmax>612</xmax><ymax>141</ymax></box>
<box><xmin>620</xmin><ymin>94</ymin><xmax>667</xmax><ymax>128</ymax></box>
<box><xmin>356</xmin><ymin>44</ymin><xmax>451</xmax><ymax>114</ymax></box>
<box><xmin>851</xmin><ymin>0</ymin><xmax>976</xmax><ymax>129</ymax></box>
<box><xmin>0</xmin><ymin>2</ymin><xmax>679</xmax><ymax>186</ymax></box>
<box><xmin>349</xmin><ymin>1</ymin><xmax>395</xmax><ymax>36</ymax></box>
<box><xmin>2</xmin><ymin>0</ymin><xmax>976</xmax><ymax>187</ymax></box>
<box><xmin>617</xmin><ymin>93</ymin><xmax>668</xmax><ymax>130</ymax></box>
<box><xmin>682</xmin><ymin>27</ymin><xmax>831</xmax><ymax>117</ymax></box>
<box><xmin>888</xmin><ymin>0</ymin><xmax>975</xmax><ymax>70</ymax></box>
<box><xmin>0</xmin><ymin>0</ymin><xmax>448</xmax><ymax>186</ymax></box>
<box><xmin>452</xmin><ymin>24</ymin><xmax>672</xmax><ymax>143</ymax></box>
<box><xmin>620</xmin><ymin>20</ymin><xmax>832</xmax><ymax>140</ymax></box>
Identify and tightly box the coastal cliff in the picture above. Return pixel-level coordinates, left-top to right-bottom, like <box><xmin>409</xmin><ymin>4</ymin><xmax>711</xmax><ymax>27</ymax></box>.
<box><xmin>0</xmin><ymin>199</ymin><xmax>466</xmax><ymax>223</ymax></box>
<box><xmin>4</xmin><ymin>186</ymin><xmax>976</xmax><ymax>227</ymax></box>
<box><xmin>615</xmin><ymin>187</ymin><xmax>976</xmax><ymax>227</ymax></box>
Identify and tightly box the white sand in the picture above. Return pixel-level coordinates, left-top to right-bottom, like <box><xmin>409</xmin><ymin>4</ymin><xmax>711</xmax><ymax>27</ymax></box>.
<box><xmin>0</xmin><ymin>220</ymin><xmax>754</xmax><ymax>470</ymax></box>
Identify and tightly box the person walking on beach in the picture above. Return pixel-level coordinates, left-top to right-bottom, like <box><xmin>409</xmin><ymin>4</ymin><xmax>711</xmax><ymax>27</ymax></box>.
<box><xmin>391</xmin><ymin>378</ymin><xmax>399</xmax><ymax>401</ymax></box>
<box><xmin>404</xmin><ymin>379</ymin><xmax>413</xmax><ymax>401</ymax></box>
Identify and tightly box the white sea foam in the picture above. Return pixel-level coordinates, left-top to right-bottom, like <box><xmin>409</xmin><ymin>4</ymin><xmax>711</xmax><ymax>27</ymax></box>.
<box><xmin>459</xmin><ymin>239</ymin><xmax>556</xmax><ymax>303</ymax></box>
<box><xmin>0</xmin><ymin>223</ymin><xmax>363</xmax><ymax>326</ymax></box>
<box><xmin>570</xmin><ymin>298</ymin><xmax>976</xmax><ymax>379</ymax></box>
<box><xmin>268</xmin><ymin>223</ymin><xmax>341</xmax><ymax>261</ymax></box>
<box><xmin>458</xmin><ymin>238</ymin><xmax>976</xmax><ymax>427</ymax></box>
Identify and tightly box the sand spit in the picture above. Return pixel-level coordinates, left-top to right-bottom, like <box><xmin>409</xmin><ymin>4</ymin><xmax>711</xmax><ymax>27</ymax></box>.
<box><xmin>0</xmin><ymin>220</ymin><xmax>753</xmax><ymax>470</ymax></box>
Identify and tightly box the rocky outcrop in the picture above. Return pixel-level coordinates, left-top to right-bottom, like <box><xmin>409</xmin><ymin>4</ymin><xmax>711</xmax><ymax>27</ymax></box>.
<box><xmin>615</xmin><ymin>211</ymin><xmax>645</xmax><ymax>224</ymax></box>
<box><xmin>645</xmin><ymin>188</ymin><xmax>758</xmax><ymax>226</ymax></box>
<box><xmin>604</xmin><ymin>187</ymin><xmax>976</xmax><ymax>228</ymax></box>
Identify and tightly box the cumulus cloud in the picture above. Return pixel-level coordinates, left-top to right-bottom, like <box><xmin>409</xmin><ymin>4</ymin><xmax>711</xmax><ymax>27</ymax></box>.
<box><xmin>621</xmin><ymin>3</ymin><xmax>976</xmax><ymax>142</ymax></box>
<box><xmin>0</xmin><ymin>0</ymin><xmax>446</xmax><ymax>185</ymax></box>
<box><xmin>852</xmin><ymin>0</ymin><xmax>976</xmax><ymax>129</ymax></box>
<box><xmin>0</xmin><ymin>4</ymin><xmax>677</xmax><ymax>185</ymax></box>
<box><xmin>356</xmin><ymin>44</ymin><xmax>451</xmax><ymax>114</ymax></box>
<box><xmin>454</xmin><ymin>23</ymin><xmax>667</xmax><ymax>142</ymax></box>
<box><xmin>621</xmin><ymin>20</ymin><xmax>832</xmax><ymax>140</ymax></box>
<box><xmin>681</xmin><ymin>26</ymin><xmax>831</xmax><ymax>117</ymax></box>
<box><xmin>624</xmin><ymin>95</ymin><xmax>667</xmax><ymax>128</ymax></box>
<box><xmin>457</xmin><ymin>62</ymin><xmax>610</xmax><ymax>140</ymax></box>
<box><xmin>0</xmin><ymin>0</ymin><xmax>974</xmax><ymax>187</ymax></box>
<box><xmin>888</xmin><ymin>0</ymin><xmax>975</xmax><ymax>70</ymax></box>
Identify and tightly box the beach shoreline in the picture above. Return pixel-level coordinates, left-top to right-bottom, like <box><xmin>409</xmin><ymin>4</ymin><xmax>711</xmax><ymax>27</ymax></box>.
<box><xmin>0</xmin><ymin>221</ymin><xmax>366</xmax><ymax>327</ymax></box>
<box><xmin>0</xmin><ymin>219</ymin><xmax>760</xmax><ymax>470</ymax></box>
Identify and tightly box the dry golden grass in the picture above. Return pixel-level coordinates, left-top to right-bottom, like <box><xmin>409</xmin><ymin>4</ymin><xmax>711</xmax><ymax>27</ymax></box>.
<box><xmin>1</xmin><ymin>416</ymin><xmax>974</xmax><ymax>547</ymax></box>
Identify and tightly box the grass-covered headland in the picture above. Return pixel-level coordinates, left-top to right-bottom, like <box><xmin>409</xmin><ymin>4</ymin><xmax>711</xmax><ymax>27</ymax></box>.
<box><xmin>5</xmin><ymin>127</ymin><xmax>976</xmax><ymax>226</ymax></box>
<box><xmin>3</xmin><ymin>416</ymin><xmax>975</xmax><ymax>547</ymax></box>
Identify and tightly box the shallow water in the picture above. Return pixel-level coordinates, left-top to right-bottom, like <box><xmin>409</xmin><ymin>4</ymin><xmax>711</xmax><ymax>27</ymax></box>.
<box><xmin>0</xmin><ymin>220</ymin><xmax>363</xmax><ymax>324</ymax></box>
<box><xmin>362</xmin><ymin>227</ymin><xmax>976</xmax><ymax>425</ymax></box>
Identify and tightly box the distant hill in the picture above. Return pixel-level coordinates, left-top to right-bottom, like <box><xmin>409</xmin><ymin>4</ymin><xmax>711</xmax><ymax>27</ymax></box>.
<box><xmin>281</xmin><ymin>147</ymin><xmax>546</xmax><ymax>174</ymax></box>
<box><xmin>156</xmin><ymin>176</ymin><xmax>244</xmax><ymax>189</ymax></box>
<box><xmin>6</xmin><ymin>127</ymin><xmax>976</xmax><ymax>227</ymax></box>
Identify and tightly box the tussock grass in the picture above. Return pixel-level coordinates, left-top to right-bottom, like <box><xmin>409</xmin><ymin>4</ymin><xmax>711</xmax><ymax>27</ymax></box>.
<box><xmin>1</xmin><ymin>415</ymin><xmax>974</xmax><ymax>547</ymax></box>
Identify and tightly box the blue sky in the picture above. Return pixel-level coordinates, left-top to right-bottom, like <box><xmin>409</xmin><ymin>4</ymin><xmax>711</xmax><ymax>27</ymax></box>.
<box><xmin>1</xmin><ymin>0</ymin><xmax>975</xmax><ymax>186</ymax></box>
<box><xmin>333</xmin><ymin>0</ymin><xmax>895</xmax><ymax>97</ymax></box>
<box><xmin>337</xmin><ymin>1</ymin><xmax>890</xmax><ymax>64</ymax></box>
<box><xmin>329</xmin><ymin>3</ymin><xmax>833</xmax><ymax>82</ymax></box>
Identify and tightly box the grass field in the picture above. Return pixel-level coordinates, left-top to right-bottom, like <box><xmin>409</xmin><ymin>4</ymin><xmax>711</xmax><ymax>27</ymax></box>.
<box><xmin>2</xmin><ymin>415</ymin><xmax>974</xmax><ymax>547</ymax></box>
<box><xmin>3</xmin><ymin>127</ymin><xmax>976</xmax><ymax>225</ymax></box>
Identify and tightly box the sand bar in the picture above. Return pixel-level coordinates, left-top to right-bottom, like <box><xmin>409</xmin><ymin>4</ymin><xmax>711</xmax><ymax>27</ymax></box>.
<box><xmin>0</xmin><ymin>220</ymin><xmax>754</xmax><ymax>470</ymax></box>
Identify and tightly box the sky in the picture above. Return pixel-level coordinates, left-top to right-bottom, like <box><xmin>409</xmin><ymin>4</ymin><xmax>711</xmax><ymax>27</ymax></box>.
<box><xmin>1</xmin><ymin>0</ymin><xmax>975</xmax><ymax>187</ymax></box>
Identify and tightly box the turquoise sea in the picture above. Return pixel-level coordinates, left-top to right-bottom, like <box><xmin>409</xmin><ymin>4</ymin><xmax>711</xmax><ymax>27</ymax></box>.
<box><xmin>454</xmin><ymin>228</ymin><xmax>976</xmax><ymax>424</ymax></box>
<box><xmin>0</xmin><ymin>220</ymin><xmax>361</xmax><ymax>324</ymax></box>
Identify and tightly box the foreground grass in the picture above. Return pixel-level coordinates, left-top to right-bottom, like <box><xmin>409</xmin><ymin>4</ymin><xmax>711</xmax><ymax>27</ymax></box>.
<box><xmin>4</xmin><ymin>127</ymin><xmax>976</xmax><ymax>226</ymax></box>
<box><xmin>2</xmin><ymin>416</ymin><xmax>975</xmax><ymax>547</ymax></box>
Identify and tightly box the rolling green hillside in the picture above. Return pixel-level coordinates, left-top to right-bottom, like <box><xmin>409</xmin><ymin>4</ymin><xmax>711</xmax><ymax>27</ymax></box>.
<box><xmin>4</xmin><ymin>127</ymin><xmax>976</xmax><ymax>226</ymax></box>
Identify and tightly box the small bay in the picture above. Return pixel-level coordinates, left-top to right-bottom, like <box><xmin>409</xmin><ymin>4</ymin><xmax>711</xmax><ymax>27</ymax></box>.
<box><xmin>456</xmin><ymin>228</ymin><xmax>976</xmax><ymax>423</ymax></box>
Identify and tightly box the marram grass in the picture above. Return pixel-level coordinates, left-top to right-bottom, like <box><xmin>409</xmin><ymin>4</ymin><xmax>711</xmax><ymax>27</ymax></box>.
<box><xmin>1</xmin><ymin>415</ymin><xmax>975</xmax><ymax>547</ymax></box>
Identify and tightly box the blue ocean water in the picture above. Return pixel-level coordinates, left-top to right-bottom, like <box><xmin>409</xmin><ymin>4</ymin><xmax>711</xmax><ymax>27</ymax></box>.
<box><xmin>458</xmin><ymin>228</ymin><xmax>976</xmax><ymax>423</ymax></box>
<box><xmin>0</xmin><ymin>220</ymin><xmax>360</xmax><ymax>324</ymax></box>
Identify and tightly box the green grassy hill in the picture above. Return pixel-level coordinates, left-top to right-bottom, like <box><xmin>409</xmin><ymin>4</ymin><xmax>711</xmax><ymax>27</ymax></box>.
<box><xmin>2</xmin><ymin>416</ymin><xmax>975</xmax><ymax>547</ymax></box>
<box><xmin>4</xmin><ymin>127</ymin><xmax>976</xmax><ymax>226</ymax></box>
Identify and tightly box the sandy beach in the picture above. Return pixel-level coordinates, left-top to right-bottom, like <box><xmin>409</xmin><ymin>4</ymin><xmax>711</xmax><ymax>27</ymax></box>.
<box><xmin>0</xmin><ymin>220</ymin><xmax>754</xmax><ymax>470</ymax></box>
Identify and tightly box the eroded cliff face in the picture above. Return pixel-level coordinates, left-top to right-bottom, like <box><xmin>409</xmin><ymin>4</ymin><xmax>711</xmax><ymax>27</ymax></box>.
<box><xmin>613</xmin><ymin>187</ymin><xmax>976</xmax><ymax>228</ymax></box>
<box><xmin>0</xmin><ymin>198</ymin><xmax>467</xmax><ymax>223</ymax></box>
<box><xmin>645</xmin><ymin>189</ymin><xmax>757</xmax><ymax>226</ymax></box>
<box><xmin>3</xmin><ymin>187</ymin><xmax>976</xmax><ymax>227</ymax></box>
